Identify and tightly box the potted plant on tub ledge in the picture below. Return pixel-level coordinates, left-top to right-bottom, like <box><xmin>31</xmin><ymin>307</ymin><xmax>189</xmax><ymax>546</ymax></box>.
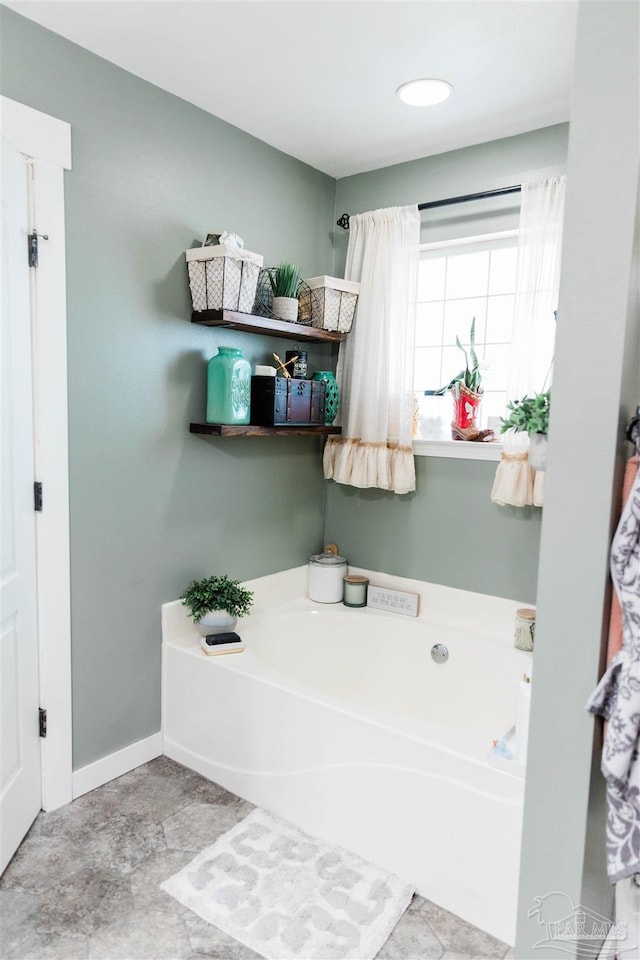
<box><xmin>500</xmin><ymin>391</ymin><xmax>551</xmax><ymax>471</ymax></box>
<box><xmin>180</xmin><ymin>574</ymin><xmax>254</xmax><ymax>636</ymax></box>
<box><xmin>436</xmin><ymin>318</ymin><xmax>494</xmax><ymax>441</ymax></box>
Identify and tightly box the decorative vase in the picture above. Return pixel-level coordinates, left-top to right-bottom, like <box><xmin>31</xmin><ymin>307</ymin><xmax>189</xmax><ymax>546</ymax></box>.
<box><xmin>272</xmin><ymin>296</ymin><xmax>299</xmax><ymax>323</ymax></box>
<box><xmin>451</xmin><ymin>384</ymin><xmax>482</xmax><ymax>437</ymax></box>
<box><xmin>528</xmin><ymin>432</ymin><xmax>548</xmax><ymax>471</ymax></box>
<box><xmin>206</xmin><ymin>346</ymin><xmax>251</xmax><ymax>425</ymax></box>
<box><xmin>312</xmin><ymin>371</ymin><xmax>339</xmax><ymax>425</ymax></box>
<box><xmin>196</xmin><ymin>610</ymin><xmax>237</xmax><ymax>638</ymax></box>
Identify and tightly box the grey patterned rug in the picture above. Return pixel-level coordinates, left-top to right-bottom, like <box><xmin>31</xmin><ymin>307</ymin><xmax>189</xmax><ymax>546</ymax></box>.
<box><xmin>161</xmin><ymin>807</ymin><xmax>414</xmax><ymax>960</ymax></box>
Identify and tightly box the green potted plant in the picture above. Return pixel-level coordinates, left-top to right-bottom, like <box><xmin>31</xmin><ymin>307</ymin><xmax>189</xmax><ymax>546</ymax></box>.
<box><xmin>500</xmin><ymin>391</ymin><xmax>550</xmax><ymax>470</ymax></box>
<box><xmin>267</xmin><ymin>262</ymin><xmax>302</xmax><ymax>322</ymax></box>
<box><xmin>436</xmin><ymin>318</ymin><xmax>491</xmax><ymax>440</ymax></box>
<box><xmin>180</xmin><ymin>574</ymin><xmax>254</xmax><ymax>637</ymax></box>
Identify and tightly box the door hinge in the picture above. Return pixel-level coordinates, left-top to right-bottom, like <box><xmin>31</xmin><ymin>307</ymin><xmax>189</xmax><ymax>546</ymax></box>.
<box><xmin>28</xmin><ymin>229</ymin><xmax>49</xmax><ymax>268</ymax></box>
<box><xmin>34</xmin><ymin>481</ymin><xmax>43</xmax><ymax>512</ymax></box>
<box><xmin>39</xmin><ymin>708</ymin><xmax>47</xmax><ymax>738</ymax></box>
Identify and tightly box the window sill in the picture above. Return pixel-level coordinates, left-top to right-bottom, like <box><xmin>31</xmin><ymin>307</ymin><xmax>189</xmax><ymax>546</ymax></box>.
<box><xmin>413</xmin><ymin>439</ymin><xmax>503</xmax><ymax>461</ymax></box>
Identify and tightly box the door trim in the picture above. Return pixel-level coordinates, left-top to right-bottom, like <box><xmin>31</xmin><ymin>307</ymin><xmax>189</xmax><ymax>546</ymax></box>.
<box><xmin>2</xmin><ymin>96</ymin><xmax>72</xmax><ymax>811</ymax></box>
<box><xmin>2</xmin><ymin>97</ymin><xmax>71</xmax><ymax>169</ymax></box>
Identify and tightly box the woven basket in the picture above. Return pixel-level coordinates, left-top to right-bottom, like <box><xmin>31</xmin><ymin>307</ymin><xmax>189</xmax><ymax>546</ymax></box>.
<box><xmin>186</xmin><ymin>244</ymin><xmax>263</xmax><ymax>313</ymax></box>
<box><xmin>299</xmin><ymin>276</ymin><xmax>360</xmax><ymax>333</ymax></box>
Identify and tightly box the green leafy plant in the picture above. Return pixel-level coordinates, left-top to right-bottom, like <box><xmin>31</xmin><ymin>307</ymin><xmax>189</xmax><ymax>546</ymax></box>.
<box><xmin>267</xmin><ymin>262</ymin><xmax>302</xmax><ymax>299</ymax></box>
<box><xmin>435</xmin><ymin>317</ymin><xmax>483</xmax><ymax>398</ymax></box>
<box><xmin>501</xmin><ymin>391</ymin><xmax>551</xmax><ymax>435</ymax></box>
<box><xmin>180</xmin><ymin>575</ymin><xmax>254</xmax><ymax>623</ymax></box>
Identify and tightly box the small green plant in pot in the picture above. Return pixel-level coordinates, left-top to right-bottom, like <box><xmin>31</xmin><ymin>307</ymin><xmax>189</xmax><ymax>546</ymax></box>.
<box><xmin>435</xmin><ymin>318</ymin><xmax>492</xmax><ymax>440</ymax></box>
<box><xmin>500</xmin><ymin>391</ymin><xmax>550</xmax><ymax>435</ymax></box>
<box><xmin>181</xmin><ymin>574</ymin><xmax>254</xmax><ymax>637</ymax></box>
<box><xmin>501</xmin><ymin>391</ymin><xmax>551</xmax><ymax>470</ymax></box>
<box><xmin>267</xmin><ymin>262</ymin><xmax>302</xmax><ymax>323</ymax></box>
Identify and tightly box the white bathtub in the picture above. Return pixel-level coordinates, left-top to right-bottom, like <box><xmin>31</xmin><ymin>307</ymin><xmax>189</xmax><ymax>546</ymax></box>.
<box><xmin>162</xmin><ymin>567</ymin><xmax>532</xmax><ymax>945</ymax></box>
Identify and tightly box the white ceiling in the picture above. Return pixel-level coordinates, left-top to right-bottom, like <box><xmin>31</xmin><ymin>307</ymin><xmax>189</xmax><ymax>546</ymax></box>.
<box><xmin>8</xmin><ymin>0</ymin><xmax>579</xmax><ymax>178</ymax></box>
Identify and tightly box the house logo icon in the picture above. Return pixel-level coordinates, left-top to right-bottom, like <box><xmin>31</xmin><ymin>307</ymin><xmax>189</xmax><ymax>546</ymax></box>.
<box><xmin>528</xmin><ymin>892</ymin><xmax>632</xmax><ymax>956</ymax></box>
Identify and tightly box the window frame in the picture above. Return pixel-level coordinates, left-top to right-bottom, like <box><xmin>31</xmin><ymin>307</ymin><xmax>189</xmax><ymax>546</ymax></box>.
<box><xmin>413</xmin><ymin>229</ymin><xmax>519</xmax><ymax>460</ymax></box>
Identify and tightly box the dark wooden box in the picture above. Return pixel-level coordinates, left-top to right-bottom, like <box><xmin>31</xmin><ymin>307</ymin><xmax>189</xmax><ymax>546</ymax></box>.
<box><xmin>250</xmin><ymin>376</ymin><xmax>326</xmax><ymax>426</ymax></box>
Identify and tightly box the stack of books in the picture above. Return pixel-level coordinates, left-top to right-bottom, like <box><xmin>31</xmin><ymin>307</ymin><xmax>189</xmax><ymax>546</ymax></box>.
<box><xmin>200</xmin><ymin>632</ymin><xmax>244</xmax><ymax>656</ymax></box>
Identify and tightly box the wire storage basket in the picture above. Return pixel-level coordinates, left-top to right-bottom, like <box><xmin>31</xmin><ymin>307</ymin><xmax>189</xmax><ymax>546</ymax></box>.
<box><xmin>299</xmin><ymin>276</ymin><xmax>360</xmax><ymax>333</ymax></box>
<box><xmin>253</xmin><ymin>269</ymin><xmax>312</xmax><ymax>324</ymax></box>
<box><xmin>186</xmin><ymin>244</ymin><xmax>263</xmax><ymax>314</ymax></box>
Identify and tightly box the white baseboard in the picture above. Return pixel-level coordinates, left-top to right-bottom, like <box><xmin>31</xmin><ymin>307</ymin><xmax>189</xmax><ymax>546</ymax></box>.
<box><xmin>72</xmin><ymin>732</ymin><xmax>163</xmax><ymax>799</ymax></box>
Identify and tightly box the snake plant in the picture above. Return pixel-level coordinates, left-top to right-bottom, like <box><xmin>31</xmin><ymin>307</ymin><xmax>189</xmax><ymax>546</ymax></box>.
<box><xmin>436</xmin><ymin>317</ymin><xmax>483</xmax><ymax>398</ymax></box>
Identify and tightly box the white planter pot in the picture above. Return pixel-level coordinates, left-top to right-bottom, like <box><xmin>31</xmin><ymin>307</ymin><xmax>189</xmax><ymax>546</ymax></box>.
<box><xmin>196</xmin><ymin>610</ymin><xmax>237</xmax><ymax>637</ymax></box>
<box><xmin>528</xmin><ymin>433</ymin><xmax>548</xmax><ymax>472</ymax></box>
<box><xmin>272</xmin><ymin>296</ymin><xmax>299</xmax><ymax>323</ymax></box>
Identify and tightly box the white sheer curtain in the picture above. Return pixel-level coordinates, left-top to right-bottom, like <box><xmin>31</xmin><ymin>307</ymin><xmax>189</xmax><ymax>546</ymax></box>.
<box><xmin>491</xmin><ymin>429</ymin><xmax>545</xmax><ymax>507</ymax></box>
<box><xmin>507</xmin><ymin>174</ymin><xmax>566</xmax><ymax>402</ymax></box>
<box><xmin>323</xmin><ymin>205</ymin><xmax>419</xmax><ymax>495</ymax></box>
<box><xmin>492</xmin><ymin>175</ymin><xmax>566</xmax><ymax>508</ymax></box>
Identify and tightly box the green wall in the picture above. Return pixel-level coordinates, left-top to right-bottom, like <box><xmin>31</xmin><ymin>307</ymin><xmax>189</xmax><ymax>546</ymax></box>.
<box><xmin>0</xmin><ymin>8</ymin><xmax>337</xmax><ymax>769</ymax></box>
<box><xmin>327</xmin><ymin>458</ymin><xmax>541</xmax><ymax>601</ymax></box>
<box><xmin>327</xmin><ymin>124</ymin><xmax>570</xmax><ymax>601</ymax></box>
<box><xmin>516</xmin><ymin>2</ymin><xmax>639</xmax><ymax>953</ymax></box>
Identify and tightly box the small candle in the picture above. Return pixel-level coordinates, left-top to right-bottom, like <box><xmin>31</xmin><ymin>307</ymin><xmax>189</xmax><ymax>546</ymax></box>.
<box><xmin>343</xmin><ymin>575</ymin><xmax>369</xmax><ymax>608</ymax></box>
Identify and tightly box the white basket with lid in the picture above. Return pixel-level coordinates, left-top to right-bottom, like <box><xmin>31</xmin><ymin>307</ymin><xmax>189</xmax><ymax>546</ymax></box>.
<box><xmin>300</xmin><ymin>275</ymin><xmax>360</xmax><ymax>333</ymax></box>
<box><xmin>186</xmin><ymin>243</ymin><xmax>263</xmax><ymax>314</ymax></box>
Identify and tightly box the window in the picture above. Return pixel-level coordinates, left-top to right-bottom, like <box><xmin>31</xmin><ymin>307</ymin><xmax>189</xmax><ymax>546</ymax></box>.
<box><xmin>414</xmin><ymin>232</ymin><xmax>518</xmax><ymax>428</ymax></box>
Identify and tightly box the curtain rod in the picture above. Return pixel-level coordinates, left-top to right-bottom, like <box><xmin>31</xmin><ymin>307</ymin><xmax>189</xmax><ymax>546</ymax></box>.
<box><xmin>335</xmin><ymin>184</ymin><xmax>522</xmax><ymax>229</ymax></box>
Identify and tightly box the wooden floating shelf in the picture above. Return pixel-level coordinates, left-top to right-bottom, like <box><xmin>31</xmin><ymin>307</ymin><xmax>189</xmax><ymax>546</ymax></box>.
<box><xmin>191</xmin><ymin>309</ymin><xmax>346</xmax><ymax>344</ymax></box>
<box><xmin>190</xmin><ymin>423</ymin><xmax>342</xmax><ymax>438</ymax></box>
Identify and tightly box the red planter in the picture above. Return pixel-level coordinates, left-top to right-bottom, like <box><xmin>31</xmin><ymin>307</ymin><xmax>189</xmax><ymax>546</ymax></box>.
<box><xmin>451</xmin><ymin>384</ymin><xmax>482</xmax><ymax>435</ymax></box>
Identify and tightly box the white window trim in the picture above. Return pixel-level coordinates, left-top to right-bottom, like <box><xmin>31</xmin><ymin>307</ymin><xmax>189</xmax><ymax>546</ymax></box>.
<box><xmin>420</xmin><ymin>229</ymin><xmax>518</xmax><ymax>253</ymax></box>
<box><xmin>413</xmin><ymin>438</ymin><xmax>503</xmax><ymax>461</ymax></box>
<box><xmin>414</xmin><ymin>230</ymin><xmax>516</xmax><ymax>461</ymax></box>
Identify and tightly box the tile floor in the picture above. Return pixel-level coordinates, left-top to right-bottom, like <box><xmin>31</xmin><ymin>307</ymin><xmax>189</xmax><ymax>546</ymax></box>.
<box><xmin>0</xmin><ymin>757</ymin><xmax>513</xmax><ymax>960</ymax></box>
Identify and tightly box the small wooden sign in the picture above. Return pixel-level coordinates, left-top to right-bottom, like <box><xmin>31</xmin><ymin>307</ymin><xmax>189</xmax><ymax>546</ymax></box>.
<box><xmin>367</xmin><ymin>585</ymin><xmax>420</xmax><ymax>617</ymax></box>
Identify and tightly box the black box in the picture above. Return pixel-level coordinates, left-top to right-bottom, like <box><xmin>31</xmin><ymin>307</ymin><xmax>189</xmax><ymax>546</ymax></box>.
<box><xmin>250</xmin><ymin>376</ymin><xmax>326</xmax><ymax>426</ymax></box>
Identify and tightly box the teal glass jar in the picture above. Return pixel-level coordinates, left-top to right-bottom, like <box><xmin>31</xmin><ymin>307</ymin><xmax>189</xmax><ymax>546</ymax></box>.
<box><xmin>206</xmin><ymin>346</ymin><xmax>251</xmax><ymax>425</ymax></box>
<box><xmin>312</xmin><ymin>371</ymin><xmax>339</xmax><ymax>425</ymax></box>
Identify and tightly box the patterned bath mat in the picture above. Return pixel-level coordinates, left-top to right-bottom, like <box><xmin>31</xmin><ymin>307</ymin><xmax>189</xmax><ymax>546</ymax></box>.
<box><xmin>161</xmin><ymin>807</ymin><xmax>414</xmax><ymax>960</ymax></box>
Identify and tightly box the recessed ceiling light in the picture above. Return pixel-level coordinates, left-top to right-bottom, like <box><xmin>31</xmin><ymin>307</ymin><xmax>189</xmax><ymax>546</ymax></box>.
<box><xmin>396</xmin><ymin>78</ymin><xmax>453</xmax><ymax>107</ymax></box>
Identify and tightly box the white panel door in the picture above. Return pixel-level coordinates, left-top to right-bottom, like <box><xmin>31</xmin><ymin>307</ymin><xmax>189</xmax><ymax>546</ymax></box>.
<box><xmin>0</xmin><ymin>137</ymin><xmax>42</xmax><ymax>873</ymax></box>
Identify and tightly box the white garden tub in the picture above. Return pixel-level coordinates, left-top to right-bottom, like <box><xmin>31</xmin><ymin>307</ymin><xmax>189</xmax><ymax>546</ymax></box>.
<box><xmin>162</xmin><ymin>567</ymin><xmax>532</xmax><ymax>945</ymax></box>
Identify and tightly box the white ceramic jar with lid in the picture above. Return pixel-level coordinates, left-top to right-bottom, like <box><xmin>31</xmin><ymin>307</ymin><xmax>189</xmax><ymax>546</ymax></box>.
<box><xmin>308</xmin><ymin>544</ymin><xmax>348</xmax><ymax>603</ymax></box>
